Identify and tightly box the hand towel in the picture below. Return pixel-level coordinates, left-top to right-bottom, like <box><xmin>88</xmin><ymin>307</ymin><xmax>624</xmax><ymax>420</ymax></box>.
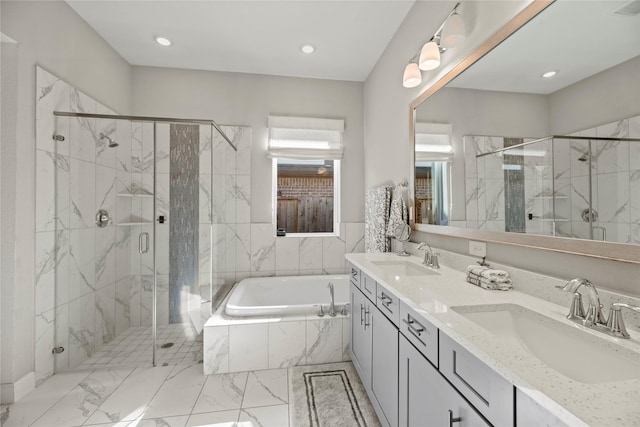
<box><xmin>467</xmin><ymin>265</ymin><xmax>510</xmax><ymax>281</ymax></box>
<box><xmin>386</xmin><ymin>184</ymin><xmax>409</xmax><ymax>238</ymax></box>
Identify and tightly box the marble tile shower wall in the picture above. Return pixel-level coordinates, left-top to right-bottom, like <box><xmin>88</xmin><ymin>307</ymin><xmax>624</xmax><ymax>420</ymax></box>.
<box><xmin>35</xmin><ymin>67</ymin><xmax>133</xmax><ymax>384</ymax></box>
<box><xmin>554</xmin><ymin>116</ymin><xmax>640</xmax><ymax>244</ymax></box>
<box><xmin>464</xmin><ymin>116</ymin><xmax>640</xmax><ymax>244</ymax></box>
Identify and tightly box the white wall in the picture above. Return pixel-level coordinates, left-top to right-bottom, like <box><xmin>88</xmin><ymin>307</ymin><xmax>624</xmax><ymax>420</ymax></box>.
<box><xmin>0</xmin><ymin>0</ymin><xmax>132</xmax><ymax>400</ymax></box>
<box><xmin>131</xmin><ymin>66</ymin><xmax>365</xmax><ymax>224</ymax></box>
<box><xmin>549</xmin><ymin>55</ymin><xmax>640</xmax><ymax>135</ymax></box>
<box><xmin>363</xmin><ymin>0</ymin><xmax>640</xmax><ymax>295</ymax></box>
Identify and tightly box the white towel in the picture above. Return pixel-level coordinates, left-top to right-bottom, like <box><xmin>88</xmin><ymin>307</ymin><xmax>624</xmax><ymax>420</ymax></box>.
<box><xmin>466</xmin><ymin>265</ymin><xmax>510</xmax><ymax>281</ymax></box>
<box><xmin>386</xmin><ymin>184</ymin><xmax>409</xmax><ymax>237</ymax></box>
<box><xmin>478</xmin><ymin>277</ymin><xmax>512</xmax><ymax>291</ymax></box>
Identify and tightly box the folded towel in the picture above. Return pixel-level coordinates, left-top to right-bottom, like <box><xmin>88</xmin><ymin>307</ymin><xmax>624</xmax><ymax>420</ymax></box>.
<box><xmin>467</xmin><ymin>265</ymin><xmax>509</xmax><ymax>281</ymax></box>
<box><xmin>478</xmin><ymin>277</ymin><xmax>512</xmax><ymax>291</ymax></box>
<box><xmin>466</xmin><ymin>268</ymin><xmax>513</xmax><ymax>291</ymax></box>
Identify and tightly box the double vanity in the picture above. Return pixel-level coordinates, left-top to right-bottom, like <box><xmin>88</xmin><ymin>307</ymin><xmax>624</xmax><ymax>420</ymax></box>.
<box><xmin>346</xmin><ymin>253</ymin><xmax>640</xmax><ymax>427</ymax></box>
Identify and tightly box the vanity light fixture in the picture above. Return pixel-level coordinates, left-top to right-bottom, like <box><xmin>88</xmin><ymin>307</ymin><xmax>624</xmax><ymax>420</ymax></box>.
<box><xmin>542</xmin><ymin>70</ymin><xmax>557</xmax><ymax>78</ymax></box>
<box><xmin>301</xmin><ymin>44</ymin><xmax>316</xmax><ymax>54</ymax></box>
<box><xmin>154</xmin><ymin>35</ymin><xmax>172</xmax><ymax>47</ymax></box>
<box><xmin>403</xmin><ymin>62</ymin><xmax>422</xmax><ymax>88</ymax></box>
<box><xmin>440</xmin><ymin>8</ymin><xmax>466</xmax><ymax>48</ymax></box>
<box><xmin>402</xmin><ymin>3</ymin><xmax>465</xmax><ymax>88</ymax></box>
<box><xmin>419</xmin><ymin>40</ymin><xmax>440</xmax><ymax>71</ymax></box>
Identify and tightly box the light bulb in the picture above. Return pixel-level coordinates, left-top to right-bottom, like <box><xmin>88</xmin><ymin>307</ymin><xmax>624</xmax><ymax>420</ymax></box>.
<box><xmin>441</xmin><ymin>12</ymin><xmax>466</xmax><ymax>49</ymax></box>
<box><xmin>402</xmin><ymin>63</ymin><xmax>422</xmax><ymax>88</ymax></box>
<box><xmin>419</xmin><ymin>41</ymin><xmax>440</xmax><ymax>71</ymax></box>
<box><xmin>154</xmin><ymin>35</ymin><xmax>172</xmax><ymax>47</ymax></box>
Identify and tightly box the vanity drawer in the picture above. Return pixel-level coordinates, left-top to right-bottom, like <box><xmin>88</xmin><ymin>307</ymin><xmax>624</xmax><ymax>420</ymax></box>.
<box><xmin>361</xmin><ymin>272</ymin><xmax>377</xmax><ymax>303</ymax></box>
<box><xmin>399</xmin><ymin>301</ymin><xmax>438</xmax><ymax>367</ymax></box>
<box><xmin>439</xmin><ymin>332</ymin><xmax>514</xmax><ymax>427</ymax></box>
<box><xmin>376</xmin><ymin>283</ymin><xmax>400</xmax><ymax>327</ymax></box>
<box><xmin>348</xmin><ymin>263</ymin><xmax>361</xmax><ymax>289</ymax></box>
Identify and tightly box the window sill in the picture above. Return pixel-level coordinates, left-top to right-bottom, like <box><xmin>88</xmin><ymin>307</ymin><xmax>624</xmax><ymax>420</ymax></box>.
<box><xmin>277</xmin><ymin>232</ymin><xmax>340</xmax><ymax>238</ymax></box>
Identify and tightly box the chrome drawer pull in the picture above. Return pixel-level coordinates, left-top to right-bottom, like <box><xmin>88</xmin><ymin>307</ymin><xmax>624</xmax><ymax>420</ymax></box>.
<box><xmin>360</xmin><ymin>304</ymin><xmax>364</xmax><ymax>325</ymax></box>
<box><xmin>364</xmin><ymin>308</ymin><xmax>370</xmax><ymax>328</ymax></box>
<box><xmin>448</xmin><ymin>410</ymin><xmax>462</xmax><ymax>426</ymax></box>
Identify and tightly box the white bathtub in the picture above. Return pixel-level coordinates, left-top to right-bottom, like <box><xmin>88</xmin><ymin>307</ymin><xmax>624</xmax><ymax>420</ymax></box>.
<box><xmin>225</xmin><ymin>275</ymin><xmax>349</xmax><ymax>316</ymax></box>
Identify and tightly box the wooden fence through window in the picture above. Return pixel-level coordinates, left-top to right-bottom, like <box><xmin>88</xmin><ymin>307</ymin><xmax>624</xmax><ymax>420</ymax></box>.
<box><xmin>277</xmin><ymin>197</ymin><xmax>334</xmax><ymax>233</ymax></box>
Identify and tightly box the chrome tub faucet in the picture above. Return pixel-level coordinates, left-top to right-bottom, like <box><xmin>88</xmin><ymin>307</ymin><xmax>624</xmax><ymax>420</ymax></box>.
<box><xmin>328</xmin><ymin>282</ymin><xmax>336</xmax><ymax>317</ymax></box>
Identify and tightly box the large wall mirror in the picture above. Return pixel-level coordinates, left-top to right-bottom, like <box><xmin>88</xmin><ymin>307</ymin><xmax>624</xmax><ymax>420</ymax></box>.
<box><xmin>410</xmin><ymin>0</ymin><xmax>640</xmax><ymax>263</ymax></box>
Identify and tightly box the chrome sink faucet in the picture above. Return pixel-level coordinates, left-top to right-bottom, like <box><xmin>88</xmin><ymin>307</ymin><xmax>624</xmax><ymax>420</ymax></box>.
<box><xmin>558</xmin><ymin>278</ymin><xmax>640</xmax><ymax>338</ymax></box>
<box><xmin>328</xmin><ymin>282</ymin><xmax>336</xmax><ymax>317</ymax></box>
<box><xmin>417</xmin><ymin>242</ymin><xmax>439</xmax><ymax>269</ymax></box>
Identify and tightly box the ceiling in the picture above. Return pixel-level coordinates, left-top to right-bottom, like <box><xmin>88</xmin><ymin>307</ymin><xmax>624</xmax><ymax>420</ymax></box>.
<box><xmin>448</xmin><ymin>0</ymin><xmax>640</xmax><ymax>95</ymax></box>
<box><xmin>66</xmin><ymin>0</ymin><xmax>415</xmax><ymax>82</ymax></box>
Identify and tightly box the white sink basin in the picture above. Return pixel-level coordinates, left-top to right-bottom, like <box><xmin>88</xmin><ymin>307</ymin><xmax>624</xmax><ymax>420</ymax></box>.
<box><xmin>370</xmin><ymin>260</ymin><xmax>439</xmax><ymax>281</ymax></box>
<box><xmin>452</xmin><ymin>304</ymin><xmax>640</xmax><ymax>384</ymax></box>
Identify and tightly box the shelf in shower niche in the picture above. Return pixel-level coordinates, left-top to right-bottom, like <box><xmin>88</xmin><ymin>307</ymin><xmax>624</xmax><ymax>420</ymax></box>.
<box><xmin>117</xmin><ymin>221</ymin><xmax>153</xmax><ymax>226</ymax></box>
<box><xmin>117</xmin><ymin>193</ymin><xmax>154</xmax><ymax>198</ymax></box>
<box><xmin>533</xmin><ymin>195</ymin><xmax>568</xmax><ymax>200</ymax></box>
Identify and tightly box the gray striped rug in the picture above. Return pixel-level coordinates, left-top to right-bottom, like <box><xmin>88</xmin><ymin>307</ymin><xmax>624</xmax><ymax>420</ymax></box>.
<box><xmin>289</xmin><ymin>362</ymin><xmax>381</xmax><ymax>427</ymax></box>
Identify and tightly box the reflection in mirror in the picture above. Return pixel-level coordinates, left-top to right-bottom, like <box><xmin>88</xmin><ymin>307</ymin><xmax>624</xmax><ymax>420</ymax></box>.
<box><xmin>414</xmin><ymin>122</ymin><xmax>452</xmax><ymax>225</ymax></box>
<box><xmin>412</xmin><ymin>0</ymin><xmax>640</xmax><ymax>248</ymax></box>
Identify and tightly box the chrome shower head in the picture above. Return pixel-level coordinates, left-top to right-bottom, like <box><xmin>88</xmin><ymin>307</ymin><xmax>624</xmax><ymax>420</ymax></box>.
<box><xmin>99</xmin><ymin>133</ymin><xmax>119</xmax><ymax>148</ymax></box>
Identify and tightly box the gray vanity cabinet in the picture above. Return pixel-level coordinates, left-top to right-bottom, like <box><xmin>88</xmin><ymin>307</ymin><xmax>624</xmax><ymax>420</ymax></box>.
<box><xmin>351</xmin><ymin>282</ymin><xmax>373</xmax><ymax>389</ymax></box>
<box><xmin>399</xmin><ymin>335</ymin><xmax>490</xmax><ymax>427</ymax></box>
<box><xmin>371</xmin><ymin>304</ymin><xmax>399</xmax><ymax>427</ymax></box>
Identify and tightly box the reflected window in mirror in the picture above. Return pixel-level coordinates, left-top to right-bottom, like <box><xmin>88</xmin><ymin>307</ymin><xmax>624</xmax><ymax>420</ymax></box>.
<box><xmin>415</xmin><ymin>161</ymin><xmax>450</xmax><ymax>225</ymax></box>
<box><xmin>414</xmin><ymin>122</ymin><xmax>453</xmax><ymax>226</ymax></box>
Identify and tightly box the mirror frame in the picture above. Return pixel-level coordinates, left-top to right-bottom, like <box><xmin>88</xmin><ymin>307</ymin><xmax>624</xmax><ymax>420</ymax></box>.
<box><xmin>409</xmin><ymin>0</ymin><xmax>640</xmax><ymax>264</ymax></box>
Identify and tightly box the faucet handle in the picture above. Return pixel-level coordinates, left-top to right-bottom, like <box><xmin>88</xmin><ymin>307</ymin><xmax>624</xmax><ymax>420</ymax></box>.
<box><xmin>566</xmin><ymin>292</ymin><xmax>585</xmax><ymax>321</ymax></box>
<box><xmin>317</xmin><ymin>305</ymin><xmax>325</xmax><ymax>317</ymax></box>
<box><xmin>430</xmin><ymin>253</ymin><xmax>440</xmax><ymax>269</ymax></box>
<box><xmin>606</xmin><ymin>303</ymin><xmax>640</xmax><ymax>339</ymax></box>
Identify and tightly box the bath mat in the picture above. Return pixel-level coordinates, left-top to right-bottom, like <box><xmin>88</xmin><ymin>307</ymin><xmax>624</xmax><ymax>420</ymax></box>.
<box><xmin>289</xmin><ymin>362</ymin><xmax>381</xmax><ymax>427</ymax></box>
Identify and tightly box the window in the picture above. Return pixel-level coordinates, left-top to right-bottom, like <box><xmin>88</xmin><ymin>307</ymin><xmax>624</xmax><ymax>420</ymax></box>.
<box><xmin>268</xmin><ymin>116</ymin><xmax>344</xmax><ymax>236</ymax></box>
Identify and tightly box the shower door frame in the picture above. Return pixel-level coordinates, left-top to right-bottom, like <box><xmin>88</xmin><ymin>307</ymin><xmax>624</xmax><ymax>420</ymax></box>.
<box><xmin>53</xmin><ymin>110</ymin><xmax>236</xmax><ymax>366</ymax></box>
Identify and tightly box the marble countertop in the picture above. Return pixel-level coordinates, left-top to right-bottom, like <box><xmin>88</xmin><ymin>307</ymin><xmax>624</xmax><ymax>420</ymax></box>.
<box><xmin>346</xmin><ymin>253</ymin><xmax>640</xmax><ymax>427</ymax></box>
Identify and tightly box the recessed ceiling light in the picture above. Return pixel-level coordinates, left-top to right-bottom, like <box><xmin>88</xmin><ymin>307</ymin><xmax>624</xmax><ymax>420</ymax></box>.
<box><xmin>154</xmin><ymin>35</ymin><xmax>172</xmax><ymax>47</ymax></box>
<box><xmin>542</xmin><ymin>70</ymin><xmax>557</xmax><ymax>78</ymax></box>
<box><xmin>301</xmin><ymin>44</ymin><xmax>315</xmax><ymax>54</ymax></box>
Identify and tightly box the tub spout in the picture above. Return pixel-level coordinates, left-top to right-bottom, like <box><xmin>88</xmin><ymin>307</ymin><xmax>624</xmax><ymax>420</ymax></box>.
<box><xmin>328</xmin><ymin>282</ymin><xmax>336</xmax><ymax>317</ymax></box>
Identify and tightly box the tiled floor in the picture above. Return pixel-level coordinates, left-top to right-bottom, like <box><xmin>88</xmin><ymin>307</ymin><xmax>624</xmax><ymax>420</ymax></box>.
<box><xmin>76</xmin><ymin>324</ymin><xmax>203</xmax><ymax>370</ymax></box>
<box><xmin>1</xmin><ymin>364</ymin><xmax>293</xmax><ymax>427</ymax></box>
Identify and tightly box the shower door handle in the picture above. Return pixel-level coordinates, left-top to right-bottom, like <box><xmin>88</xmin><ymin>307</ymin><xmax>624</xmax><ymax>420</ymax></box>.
<box><xmin>139</xmin><ymin>232</ymin><xmax>150</xmax><ymax>254</ymax></box>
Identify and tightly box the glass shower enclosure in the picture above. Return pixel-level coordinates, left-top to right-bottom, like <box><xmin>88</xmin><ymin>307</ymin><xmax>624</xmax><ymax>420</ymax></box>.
<box><xmin>49</xmin><ymin>111</ymin><xmax>238</xmax><ymax>371</ymax></box>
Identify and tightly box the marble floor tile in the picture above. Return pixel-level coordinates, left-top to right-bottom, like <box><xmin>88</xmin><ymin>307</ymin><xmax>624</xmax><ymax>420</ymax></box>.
<box><xmin>186</xmin><ymin>410</ymin><xmax>240</xmax><ymax>427</ymax></box>
<box><xmin>192</xmin><ymin>372</ymin><xmax>248</xmax><ymax>414</ymax></box>
<box><xmin>1</xmin><ymin>371</ymin><xmax>91</xmax><ymax>427</ymax></box>
<box><xmin>241</xmin><ymin>369</ymin><xmax>288</xmax><ymax>408</ymax></box>
<box><xmin>134</xmin><ymin>414</ymin><xmax>189</xmax><ymax>427</ymax></box>
<box><xmin>238</xmin><ymin>404</ymin><xmax>289</xmax><ymax>427</ymax></box>
<box><xmin>31</xmin><ymin>368</ymin><xmax>133</xmax><ymax>427</ymax></box>
<box><xmin>142</xmin><ymin>364</ymin><xmax>207</xmax><ymax>419</ymax></box>
<box><xmin>85</xmin><ymin>365</ymin><xmax>174</xmax><ymax>424</ymax></box>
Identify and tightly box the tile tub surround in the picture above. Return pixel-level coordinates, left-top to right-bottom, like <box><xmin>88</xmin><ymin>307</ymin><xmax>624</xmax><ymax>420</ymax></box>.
<box><xmin>204</xmin><ymin>303</ymin><xmax>351</xmax><ymax>374</ymax></box>
<box><xmin>346</xmin><ymin>252</ymin><xmax>640</xmax><ymax>426</ymax></box>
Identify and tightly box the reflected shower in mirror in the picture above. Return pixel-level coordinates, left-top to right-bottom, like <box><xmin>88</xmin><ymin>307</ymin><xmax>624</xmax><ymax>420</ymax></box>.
<box><xmin>411</xmin><ymin>0</ymin><xmax>640</xmax><ymax>247</ymax></box>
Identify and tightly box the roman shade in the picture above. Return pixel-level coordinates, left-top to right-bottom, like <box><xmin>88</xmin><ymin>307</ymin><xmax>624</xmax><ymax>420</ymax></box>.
<box><xmin>267</xmin><ymin>115</ymin><xmax>345</xmax><ymax>160</ymax></box>
<box><xmin>415</xmin><ymin>122</ymin><xmax>454</xmax><ymax>161</ymax></box>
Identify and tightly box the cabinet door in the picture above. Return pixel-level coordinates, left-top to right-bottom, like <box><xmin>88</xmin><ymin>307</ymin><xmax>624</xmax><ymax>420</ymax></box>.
<box><xmin>351</xmin><ymin>283</ymin><xmax>372</xmax><ymax>388</ymax></box>
<box><xmin>371</xmin><ymin>306</ymin><xmax>399</xmax><ymax>427</ymax></box>
<box><xmin>399</xmin><ymin>336</ymin><xmax>490</xmax><ymax>427</ymax></box>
